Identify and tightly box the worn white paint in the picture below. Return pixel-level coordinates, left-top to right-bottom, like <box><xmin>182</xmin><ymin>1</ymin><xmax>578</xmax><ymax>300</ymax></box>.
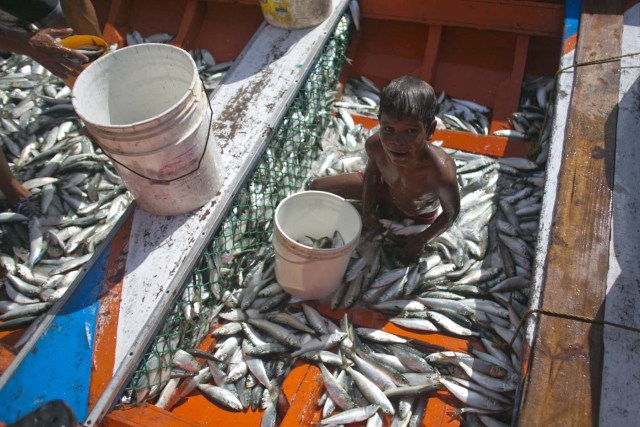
<box><xmin>600</xmin><ymin>4</ymin><xmax>640</xmax><ymax>426</ymax></box>
<box><xmin>525</xmin><ymin>49</ymin><xmax>575</xmax><ymax>344</ymax></box>
<box><xmin>86</xmin><ymin>1</ymin><xmax>350</xmax><ymax>425</ymax></box>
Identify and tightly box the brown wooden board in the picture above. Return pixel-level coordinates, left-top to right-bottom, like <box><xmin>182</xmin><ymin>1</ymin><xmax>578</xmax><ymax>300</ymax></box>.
<box><xmin>518</xmin><ymin>1</ymin><xmax>624</xmax><ymax>426</ymax></box>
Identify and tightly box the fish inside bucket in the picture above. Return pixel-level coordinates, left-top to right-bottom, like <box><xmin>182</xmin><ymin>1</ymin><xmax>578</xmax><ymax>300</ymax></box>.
<box><xmin>296</xmin><ymin>230</ymin><xmax>345</xmax><ymax>249</ymax></box>
<box><xmin>273</xmin><ymin>191</ymin><xmax>362</xmax><ymax>300</ymax></box>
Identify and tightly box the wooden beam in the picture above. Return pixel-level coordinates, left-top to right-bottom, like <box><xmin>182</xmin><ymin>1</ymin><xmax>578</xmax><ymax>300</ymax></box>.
<box><xmin>518</xmin><ymin>1</ymin><xmax>624</xmax><ymax>426</ymax></box>
<box><xmin>420</xmin><ymin>24</ymin><xmax>443</xmax><ymax>84</ymax></box>
<box><xmin>104</xmin><ymin>405</ymin><xmax>201</xmax><ymax>427</ymax></box>
<box><xmin>174</xmin><ymin>0</ymin><xmax>206</xmax><ymax>49</ymax></box>
<box><xmin>101</xmin><ymin>0</ymin><xmax>129</xmax><ymax>46</ymax></box>
<box><xmin>360</xmin><ymin>0</ymin><xmax>564</xmax><ymax>37</ymax></box>
<box><xmin>490</xmin><ymin>34</ymin><xmax>530</xmax><ymax>131</ymax></box>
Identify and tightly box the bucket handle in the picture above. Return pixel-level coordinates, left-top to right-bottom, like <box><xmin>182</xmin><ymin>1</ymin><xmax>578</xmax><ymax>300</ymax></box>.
<box><xmin>83</xmin><ymin>79</ymin><xmax>214</xmax><ymax>185</ymax></box>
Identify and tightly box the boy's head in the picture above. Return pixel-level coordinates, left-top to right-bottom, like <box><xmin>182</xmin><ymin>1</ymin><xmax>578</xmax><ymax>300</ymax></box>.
<box><xmin>379</xmin><ymin>76</ymin><xmax>436</xmax><ymax>128</ymax></box>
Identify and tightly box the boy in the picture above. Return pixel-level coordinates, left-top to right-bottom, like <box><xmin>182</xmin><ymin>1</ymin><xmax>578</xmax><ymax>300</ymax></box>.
<box><xmin>311</xmin><ymin>75</ymin><xmax>460</xmax><ymax>259</ymax></box>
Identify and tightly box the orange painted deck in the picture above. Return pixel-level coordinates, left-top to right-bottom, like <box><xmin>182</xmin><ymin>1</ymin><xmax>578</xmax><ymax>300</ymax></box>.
<box><xmin>103</xmin><ymin>305</ymin><xmax>470</xmax><ymax>427</ymax></box>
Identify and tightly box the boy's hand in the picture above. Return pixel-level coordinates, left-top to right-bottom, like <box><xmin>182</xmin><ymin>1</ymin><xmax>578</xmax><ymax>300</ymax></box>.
<box><xmin>402</xmin><ymin>236</ymin><xmax>426</xmax><ymax>261</ymax></box>
<box><xmin>363</xmin><ymin>213</ymin><xmax>383</xmax><ymax>231</ymax></box>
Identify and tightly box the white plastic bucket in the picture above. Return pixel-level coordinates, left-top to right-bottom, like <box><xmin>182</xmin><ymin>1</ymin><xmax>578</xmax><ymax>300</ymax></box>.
<box><xmin>259</xmin><ymin>0</ymin><xmax>332</xmax><ymax>29</ymax></box>
<box><xmin>71</xmin><ymin>43</ymin><xmax>223</xmax><ymax>216</ymax></box>
<box><xmin>273</xmin><ymin>191</ymin><xmax>362</xmax><ymax>300</ymax></box>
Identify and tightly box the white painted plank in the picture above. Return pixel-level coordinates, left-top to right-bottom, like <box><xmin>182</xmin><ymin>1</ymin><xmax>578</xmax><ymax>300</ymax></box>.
<box><xmin>525</xmin><ymin>48</ymin><xmax>575</xmax><ymax>343</ymax></box>
<box><xmin>600</xmin><ymin>4</ymin><xmax>640</xmax><ymax>426</ymax></box>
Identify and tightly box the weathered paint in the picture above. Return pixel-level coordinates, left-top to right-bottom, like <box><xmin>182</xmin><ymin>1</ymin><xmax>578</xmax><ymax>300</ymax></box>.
<box><xmin>0</xmin><ymin>245</ymin><xmax>109</xmax><ymax>423</ymax></box>
<box><xmin>600</xmin><ymin>3</ymin><xmax>640</xmax><ymax>425</ymax></box>
<box><xmin>519</xmin><ymin>1</ymin><xmax>623</xmax><ymax>425</ymax></box>
<box><xmin>526</xmin><ymin>0</ymin><xmax>582</xmax><ymax>346</ymax></box>
<box><xmin>89</xmin><ymin>214</ymin><xmax>133</xmax><ymax>408</ymax></box>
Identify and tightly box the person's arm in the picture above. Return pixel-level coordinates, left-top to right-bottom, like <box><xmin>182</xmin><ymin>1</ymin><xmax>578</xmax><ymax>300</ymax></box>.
<box><xmin>362</xmin><ymin>138</ymin><xmax>383</xmax><ymax>230</ymax></box>
<box><xmin>404</xmin><ymin>157</ymin><xmax>461</xmax><ymax>257</ymax></box>
<box><xmin>59</xmin><ymin>0</ymin><xmax>101</xmax><ymax>36</ymax></box>
<box><xmin>0</xmin><ymin>150</ymin><xmax>30</xmax><ymax>205</ymax></box>
<box><xmin>0</xmin><ymin>26</ymin><xmax>88</xmax><ymax>80</ymax></box>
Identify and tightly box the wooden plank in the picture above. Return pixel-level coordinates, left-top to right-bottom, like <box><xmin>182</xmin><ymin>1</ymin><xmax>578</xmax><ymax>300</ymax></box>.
<box><xmin>174</xmin><ymin>0</ymin><xmax>205</xmax><ymax>48</ymax></box>
<box><xmin>105</xmin><ymin>405</ymin><xmax>201</xmax><ymax>427</ymax></box>
<box><xmin>360</xmin><ymin>0</ymin><xmax>564</xmax><ymax>37</ymax></box>
<box><xmin>88</xmin><ymin>214</ymin><xmax>133</xmax><ymax>409</ymax></box>
<box><xmin>489</xmin><ymin>34</ymin><xmax>529</xmax><ymax>131</ymax></box>
<box><xmin>419</xmin><ymin>24</ymin><xmax>443</xmax><ymax>83</ymax></box>
<box><xmin>524</xmin><ymin>0</ymin><xmax>581</xmax><ymax>353</ymax></box>
<box><xmin>599</xmin><ymin>3</ymin><xmax>640</xmax><ymax>424</ymax></box>
<box><xmin>518</xmin><ymin>2</ymin><xmax>624</xmax><ymax>426</ymax></box>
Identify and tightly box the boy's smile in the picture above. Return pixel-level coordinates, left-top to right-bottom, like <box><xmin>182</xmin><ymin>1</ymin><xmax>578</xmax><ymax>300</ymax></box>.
<box><xmin>378</xmin><ymin>113</ymin><xmax>427</xmax><ymax>167</ymax></box>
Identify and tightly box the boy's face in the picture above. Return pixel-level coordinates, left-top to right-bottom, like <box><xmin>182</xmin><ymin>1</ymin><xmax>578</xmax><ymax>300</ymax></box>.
<box><xmin>378</xmin><ymin>112</ymin><xmax>433</xmax><ymax>168</ymax></box>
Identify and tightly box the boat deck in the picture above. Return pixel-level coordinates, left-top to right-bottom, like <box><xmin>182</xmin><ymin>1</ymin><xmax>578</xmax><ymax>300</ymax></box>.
<box><xmin>1</xmin><ymin>1</ymin><xmax>640</xmax><ymax>426</ymax></box>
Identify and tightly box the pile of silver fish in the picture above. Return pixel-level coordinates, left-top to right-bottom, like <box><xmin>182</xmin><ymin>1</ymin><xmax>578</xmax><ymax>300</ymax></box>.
<box><xmin>0</xmin><ymin>37</ymin><xmax>235</xmax><ymax>337</ymax></box>
<box><xmin>124</xmin><ymin>80</ymin><xmax>551</xmax><ymax>426</ymax></box>
<box><xmin>0</xmin><ymin>54</ymin><xmax>133</xmax><ymax>336</ymax></box>
<box><xmin>495</xmin><ymin>75</ymin><xmax>555</xmax><ymax>142</ymax></box>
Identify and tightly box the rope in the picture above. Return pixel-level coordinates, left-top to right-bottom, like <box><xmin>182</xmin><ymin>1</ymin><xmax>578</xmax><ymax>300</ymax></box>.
<box><xmin>529</xmin><ymin>50</ymin><xmax>640</xmax><ymax>158</ymax></box>
<box><xmin>508</xmin><ymin>307</ymin><xmax>640</xmax><ymax>349</ymax></box>
<box><xmin>514</xmin><ymin>52</ymin><xmax>640</xmax><ymax>343</ymax></box>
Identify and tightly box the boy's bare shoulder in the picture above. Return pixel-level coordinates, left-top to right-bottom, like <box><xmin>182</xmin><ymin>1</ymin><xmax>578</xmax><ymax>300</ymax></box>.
<box><xmin>422</xmin><ymin>142</ymin><xmax>453</xmax><ymax>162</ymax></box>
<box><xmin>421</xmin><ymin>143</ymin><xmax>456</xmax><ymax>169</ymax></box>
<box><xmin>365</xmin><ymin>132</ymin><xmax>382</xmax><ymax>152</ymax></box>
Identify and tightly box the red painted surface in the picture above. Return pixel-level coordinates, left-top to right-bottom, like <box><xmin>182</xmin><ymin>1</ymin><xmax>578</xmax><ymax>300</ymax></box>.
<box><xmin>89</xmin><ymin>214</ymin><xmax>133</xmax><ymax>408</ymax></box>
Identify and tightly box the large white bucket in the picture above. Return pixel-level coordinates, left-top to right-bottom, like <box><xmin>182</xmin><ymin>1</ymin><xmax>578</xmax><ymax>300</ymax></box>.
<box><xmin>273</xmin><ymin>191</ymin><xmax>362</xmax><ymax>300</ymax></box>
<box><xmin>71</xmin><ymin>43</ymin><xmax>223</xmax><ymax>216</ymax></box>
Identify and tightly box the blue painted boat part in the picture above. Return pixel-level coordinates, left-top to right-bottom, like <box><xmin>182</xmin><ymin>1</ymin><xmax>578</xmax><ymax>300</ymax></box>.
<box><xmin>0</xmin><ymin>244</ymin><xmax>110</xmax><ymax>424</ymax></box>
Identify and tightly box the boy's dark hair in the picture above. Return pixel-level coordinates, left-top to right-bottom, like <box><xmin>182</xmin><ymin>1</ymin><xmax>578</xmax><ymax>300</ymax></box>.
<box><xmin>379</xmin><ymin>76</ymin><xmax>436</xmax><ymax>127</ymax></box>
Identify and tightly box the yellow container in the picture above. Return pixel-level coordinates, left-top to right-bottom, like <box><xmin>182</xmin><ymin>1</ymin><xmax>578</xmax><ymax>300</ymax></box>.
<box><xmin>59</xmin><ymin>35</ymin><xmax>109</xmax><ymax>87</ymax></box>
<box><xmin>259</xmin><ymin>0</ymin><xmax>331</xmax><ymax>29</ymax></box>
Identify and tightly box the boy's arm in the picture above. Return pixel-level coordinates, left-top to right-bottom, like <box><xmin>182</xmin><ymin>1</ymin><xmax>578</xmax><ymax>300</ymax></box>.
<box><xmin>362</xmin><ymin>138</ymin><xmax>383</xmax><ymax>230</ymax></box>
<box><xmin>404</xmin><ymin>157</ymin><xmax>461</xmax><ymax>256</ymax></box>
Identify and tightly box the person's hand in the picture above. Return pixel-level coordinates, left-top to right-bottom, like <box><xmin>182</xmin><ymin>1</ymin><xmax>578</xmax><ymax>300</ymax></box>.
<box><xmin>26</xmin><ymin>28</ymin><xmax>89</xmax><ymax>81</ymax></box>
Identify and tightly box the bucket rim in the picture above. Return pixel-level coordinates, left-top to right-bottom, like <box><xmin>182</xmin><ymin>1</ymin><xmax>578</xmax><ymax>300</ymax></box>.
<box><xmin>71</xmin><ymin>43</ymin><xmax>200</xmax><ymax>130</ymax></box>
<box><xmin>274</xmin><ymin>190</ymin><xmax>362</xmax><ymax>253</ymax></box>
